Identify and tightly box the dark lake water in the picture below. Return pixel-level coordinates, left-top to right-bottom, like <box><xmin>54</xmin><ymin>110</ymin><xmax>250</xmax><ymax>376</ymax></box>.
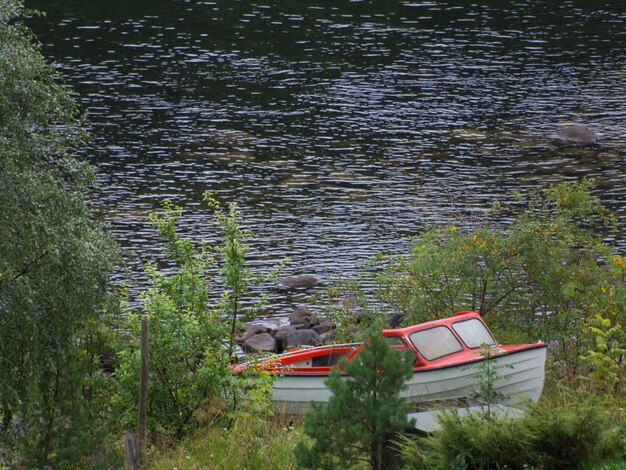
<box><xmin>29</xmin><ymin>0</ymin><xmax>626</xmax><ymax>317</ymax></box>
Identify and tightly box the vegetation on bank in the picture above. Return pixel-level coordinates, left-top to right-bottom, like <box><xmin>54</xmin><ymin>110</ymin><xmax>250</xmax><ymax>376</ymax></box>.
<box><xmin>147</xmin><ymin>414</ymin><xmax>302</xmax><ymax>470</ymax></box>
<box><xmin>112</xmin><ymin>196</ymin><xmax>282</xmax><ymax>444</ymax></box>
<box><xmin>295</xmin><ymin>332</ymin><xmax>415</xmax><ymax>470</ymax></box>
<box><xmin>2</xmin><ymin>0</ymin><xmax>626</xmax><ymax>468</ymax></box>
<box><xmin>320</xmin><ymin>180</ymin><xmax>625</xmax><ymax>379</ymax></box>
<box><xmin>1</xmin><ymin>1</ymin><xmax>118</xmax><ymax>465</ymax></box>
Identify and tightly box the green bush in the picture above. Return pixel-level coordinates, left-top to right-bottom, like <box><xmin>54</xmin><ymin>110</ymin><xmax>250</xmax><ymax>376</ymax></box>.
<box><xmin>295</xmin><ymin>331</ymin><xmax>415</xmax><ymax>470</ymax></box>
<box><xmin>400</xmin><ymin>396</ymin><xmax>626</xmax><ymax>470</ymax></box>
<box><xmin>527</xmin><ymin>400</ymin><xmax>612</xmax><ymax>469</ymax></box>
<box><xmin>332</xmin><ymin>180</ymin><xmax>626</xmax><ymax>379</ymax></box>
<box><xmin>428</xmin><ymin>411</ymin><xmax>536</xmax><ymax>470</ymax></box>
<box><xmin>113</xmin><ymin>197</ymin><xmax>280</xmax><ymax>441</ymax></box>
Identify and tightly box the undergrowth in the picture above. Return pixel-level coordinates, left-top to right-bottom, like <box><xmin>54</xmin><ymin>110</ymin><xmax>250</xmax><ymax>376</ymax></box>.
<box><xmin>147</xmin><ymin>413</ymin><xmax>302</xmax><ymax>470</ymax></box>
<box><xmin>398</xmin><ymin>390</ymin><xmax>626</xmax><ymax>470</ymax></box>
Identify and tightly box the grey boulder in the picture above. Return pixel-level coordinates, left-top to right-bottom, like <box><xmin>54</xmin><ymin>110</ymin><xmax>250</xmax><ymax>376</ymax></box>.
<box><xmin>557</xmin><ymin>124</ymin><xmax>599</xmax><ymax>144</ymax></box>
<box><xmin>235</xmin><ymin>324</ymin><xmax>270</xmax><ymax>345</ymax></box>
<box><xmin>285</xmin><ymin>329</ymin><xmax>321</xmax><ymax>348</ymax></box>
<box><xmin>313</xmin><ymin>320</ymin><xmax>333</xmax><ymax>335</ymax></box>
<box><xmin>242</xmin><ymin>333</ymin><xmax>276</xmax><ymax>353</ymax></box>
<box><xmin>290</xmin><ymin>306</ymin><xmax>312</xmax><ymax>327</ymax></box>
<box><xmin>278</xmin><ymin>274</ymin><xmax>318</xmax><ymax>289</ymax></box>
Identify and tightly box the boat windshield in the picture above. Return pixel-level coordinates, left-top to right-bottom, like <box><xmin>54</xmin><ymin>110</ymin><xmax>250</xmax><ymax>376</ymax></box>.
<box><xmin>408</xmin><ymin>326</ymin><xmax>463</xmax><ymax>361</ymax></box>
<box><xmin>452</xmin><ymin>318</ymin><xmax>496</xmax><ymax>348</ymax></box>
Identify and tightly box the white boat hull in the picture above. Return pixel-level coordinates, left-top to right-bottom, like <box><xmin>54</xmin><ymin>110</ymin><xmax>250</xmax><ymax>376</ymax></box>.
<box><xmin>271</xmin><ymin>346</ymin><xmax>546</xmax><ymax>414</ymax></box>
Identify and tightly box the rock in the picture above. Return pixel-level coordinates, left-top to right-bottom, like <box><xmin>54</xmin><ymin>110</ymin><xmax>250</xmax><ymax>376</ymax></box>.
<box><xmin>323</xmin><ymin>329</ymin><xmax>338</xmax><ymax>344</ymax></box>
<box><xmin>313</xmin><ymin>320</ymin><xmax>333</xmax><ymax>335</ymax></box>
<box><xmin>271</xmin><ymin>325</ymin><xmax>298</xmax><ymax>338</ymax></box>
<box><xmin>274</xmin><ymin>325</ymin><xmax>314</xmax><ymax>352</ymax></box>
<box><xmin>242</xmin><ymin>333</ymin><xmax>276</xmax><ymax>353</ymax></box>
<box><xmin>278</xmin><ymin>274</ymin><xmax>318</xmax><ymax>289</ymax></box>
<box><xmin>296</xmin><ymin>317</ymin><xmax>312</xmax><ymax>328</ymax></box>
<box><xmin>247</xmin><ymin>320</ymin><xmax>281</xmax><ymax>331</ymax></box>
<box><xmin>274</xmin><ymin>326</ymin><xmax>298</xmax><ymax>353</ymax></box>
<box><xmin>285</xmin><ymin>329</ymin><xmax>321</xmax><ymax>348</ymax></box>
<box><xmin>290</xmin><ymin>306</ymin><xmax>312</xmax><ymax>327</ymax></box>
<box><xmin>335</xmin><ymin>295</ymin><xmax>364</xmax><ymax>318</ymax></box>
<box><xmin>235</xmin><ymin>324</ymin><xmax>270</xmax><ymax>345</ymax></box>
<box><xmin>557</xmin><ymin>124</ymin><xmax>599</xmax><ymax>144</ymax></box>
<box><xmin>245</xmin><ymin>324</ymin><xmax>271</xmax><ymax>336</ymax></box>
<box><xmin>291</xmin><ymin>305</ymin><xmax>311</xmax><ymax>318</ymax></box>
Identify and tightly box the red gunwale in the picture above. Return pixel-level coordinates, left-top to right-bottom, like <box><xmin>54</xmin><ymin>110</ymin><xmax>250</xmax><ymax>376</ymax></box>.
<box><xmin>232</xmin><ymin>311</ymin><xmax>546</xmax><ymax>376</ymax></box>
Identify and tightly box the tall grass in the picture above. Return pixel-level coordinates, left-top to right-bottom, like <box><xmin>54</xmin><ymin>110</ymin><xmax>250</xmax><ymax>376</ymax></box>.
<box><xmin>147</xmin><ymin>413</ymin><xmax>302</xmax><ymax>470</ymax></box>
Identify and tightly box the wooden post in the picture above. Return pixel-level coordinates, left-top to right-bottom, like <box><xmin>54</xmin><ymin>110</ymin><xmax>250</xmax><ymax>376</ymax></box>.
<box><xmin>124</xmin><ymin>433</ymin><xmax>139</xmax><ymax>470</ymax></box>
<box><xmin>138</xmin><ymin>315</ymin><xmax>149</xmax><ymax>465</ymax></box>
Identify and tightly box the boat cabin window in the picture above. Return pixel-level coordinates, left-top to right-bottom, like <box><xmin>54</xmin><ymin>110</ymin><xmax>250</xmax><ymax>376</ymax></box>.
<box><xmin>311</xmin><ymin>352</ymin><xmax>348</xmax><ymax>367</ymax></box>
<box><xmin>452</xmin><ymin>318</ymin><xmax>496</xmax><ymax>348</ymax></box>
<box><xmin>408</xmin><ymin>326</ymin><xmax>463</xmax><ymax>361</ymax></box>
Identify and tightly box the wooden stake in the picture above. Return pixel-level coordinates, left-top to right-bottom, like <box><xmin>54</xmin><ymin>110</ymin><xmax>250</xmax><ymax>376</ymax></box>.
<box><xmin>138</xmin><ymin>315</ymin><xmax>149</xmax><ymax>465</ymax></box>
<box><xmin>124</xmin><ymin>433</ymin><xmax>139</xmax><ymax>470</ymax></box>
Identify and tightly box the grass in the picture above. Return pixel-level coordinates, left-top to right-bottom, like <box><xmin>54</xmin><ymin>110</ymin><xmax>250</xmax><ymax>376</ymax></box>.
<box><xmin>145</xmin><ymin>382</ymin><xmax>626</xmax><ymax>470</ymax></box>
<box><xmin>588</xmin><ymin>461</ymin><xmax>626</xmax><ymax>470</ymax></box>
<box><xmin>146</xmin><ymin>413</ymin><xmax>302</xmax><ymax>470</ymax></box>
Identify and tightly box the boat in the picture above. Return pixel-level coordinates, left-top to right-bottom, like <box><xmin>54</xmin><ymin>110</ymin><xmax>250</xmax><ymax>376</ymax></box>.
<box><xmin>233</xmin><ymin>311</ymin><xmax>547</xmax><ymax>414</ymax></box>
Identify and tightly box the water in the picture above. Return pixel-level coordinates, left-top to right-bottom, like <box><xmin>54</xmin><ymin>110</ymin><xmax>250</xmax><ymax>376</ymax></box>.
<box><xmin>29</xmin><ymin>0</ymin><xmax>626</xmax><ymax>316</ymax></box>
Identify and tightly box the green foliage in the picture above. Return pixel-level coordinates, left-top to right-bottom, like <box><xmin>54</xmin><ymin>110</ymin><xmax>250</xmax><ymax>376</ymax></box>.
<box><xmin>311</xmin><ymin>273</ymin><xmax>389</xmax><ymax>344</ymax></box>
<box><xmin>295</xmin><ymin>332</ymin><xmax>415</xmax><ymax>470</ymax></box>
<box><xmin>0</xmin><ymin>0</ymin><xmax>83</xmax><ymax>163</ymax></box>
<box><xmin>204</xmin><ymin>192</ymin><xmax>285</xmax><ymax>357</ymax></box>
<box><xmin>0</xmin><ymin>1</ymin><xmax>118</xmax><ymax>466</ymax></box>
<box><xmin>580</xmin><ymin>315</ymin><xmax>626</xmax><ymax>393</ymax></box>
<box><xmin>400</xmin><ymin>395</ymin><xmax>625</xmax><ymax>470</ymax></box>
<box><xmin>205</xmin><ymin>193</ymin><xmax>251</xmax><ymax>357</ymax></box>
<box><xmin>114</xmin><ymin>200</ymin><xmax>230</xmax><ymax>440</ymax></box>
<box><xmin>369</xmin><ymin>180</ymin><xmax>625</xmax><ymax>372</ymax></box>
<box><xmin>468</xmin><ymin>344</ymin><xmax>512</xmax><ymax>419</ymax></box>
<box><xmin>114</xmin><ymin>198</ymin><xmax>277</xmax><ymax>441</ymax></box>
<box><xmin>420</xmin><ymin>410</ymin><xmax>536</xmax><ymax>470</ymax></box>
<box><xmin>147</xmin><ymin>413</ymin><xmax>302</xmax><ymax>470</ymax></box>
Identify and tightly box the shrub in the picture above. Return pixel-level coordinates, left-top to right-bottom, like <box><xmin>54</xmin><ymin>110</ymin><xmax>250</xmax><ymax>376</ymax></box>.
<box><xmin>295</xmin><ymin>331</ymin><xmax>415</xmax><ymax>470</ymax></box>
<box><xmin>113</xmin><ymin>197</ymin><xmax>280</xmax><ymax>441</ymax></box>
<box><xmin>349</xmin><ymin>181</ymin><xmax>624</xmax><ymax>376</ymax></box>
<box><xmin>400</xmin><ymin>395</ymin><xmax>626</xmax><ymax>470</ymax></box>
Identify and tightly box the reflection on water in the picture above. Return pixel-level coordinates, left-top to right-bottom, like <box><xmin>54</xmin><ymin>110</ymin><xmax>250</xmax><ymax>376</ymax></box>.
<box><xmin>29</xmin><ymin>0</ymin><xmax>626</xmax><ymax>314</ymax></box>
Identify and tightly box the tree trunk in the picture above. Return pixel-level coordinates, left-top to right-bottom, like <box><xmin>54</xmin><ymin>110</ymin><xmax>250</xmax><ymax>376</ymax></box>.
<box><xmin>42</xmin><ymin>369</ymin><xmax>60</xmax><ymax>465</ymax></box>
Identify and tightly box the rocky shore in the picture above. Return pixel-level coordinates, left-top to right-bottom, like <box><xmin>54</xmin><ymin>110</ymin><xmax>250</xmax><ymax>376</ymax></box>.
<box><xmin>235</xmin><ymin>306</ymin><xmax>334</xmax><ymax>354</ymax></box>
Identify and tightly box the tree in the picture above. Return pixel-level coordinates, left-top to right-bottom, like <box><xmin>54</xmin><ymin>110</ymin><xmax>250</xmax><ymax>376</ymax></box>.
<box><xmin>295</xmin><ymin>332</ymin><xmax>415</xmax><ymax>470</ymax></box>
<box><xmin>371</xmin><ymin>180</ymin><xmax>624</xmax><ymax>372</ymax></box>
<box><xmin>114</xmin><ymin>197</ymin><xmax>279</xmax><ymax>440</ymax></box>
<box><xmin>0</xmin><ymin>1</ymin><xmax>118</xmax><ymax>465</ymax></box>
<box><xmin>204</xmin><ymin>192</ymin><xmax>254</xmax><ymax>358</ymax></box>
<box><xmin>468</xmin><ymin>344</ymin><xmax>512</xmax><ymax>420</ymax></box>
<box><xmin>114</xmin><ymin>199</ymin><xmax>233</xmax><ymax>440</ymax></box>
